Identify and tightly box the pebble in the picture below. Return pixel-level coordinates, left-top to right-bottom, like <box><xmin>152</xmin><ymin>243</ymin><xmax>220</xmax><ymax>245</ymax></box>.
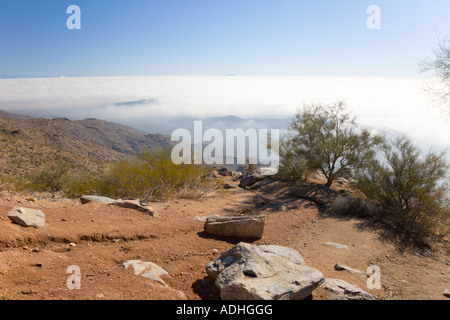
<box><xmin>444</xmin><ymin>289</ymin><xmax>450</xmax><ymax>298</ymax></box>
<box><xmin>69</xmin><ymin>243</ymin><xmax>76</xmax><ymax>247</ymax></box>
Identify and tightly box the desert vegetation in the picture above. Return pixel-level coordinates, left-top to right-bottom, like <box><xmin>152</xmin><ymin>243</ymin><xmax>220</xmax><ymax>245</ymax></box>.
<box><xmin>278</xmin><ymin>101</ymin><xmax>450</xmax><ymax>244</ymax></box>
<box><xmin>419</xmin><ymin>35</ymin><xmax>450</xmax><ymax>111</ymax></box>
<box><xmin>24</xmin><ymin>148</ymin><xmax>217</xmax><ymax>201</ymax></box>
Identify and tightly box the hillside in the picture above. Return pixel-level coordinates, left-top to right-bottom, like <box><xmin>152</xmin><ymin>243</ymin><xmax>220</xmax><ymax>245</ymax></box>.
<box><xmin>0</xmin><ymin>175</ymin><xmax>448</xmax><ymax>300</ymax></box>
<box><xmin>0</xmin><ymin>111</ymin><xmax>171</xmax><ymax>179</ymax></box>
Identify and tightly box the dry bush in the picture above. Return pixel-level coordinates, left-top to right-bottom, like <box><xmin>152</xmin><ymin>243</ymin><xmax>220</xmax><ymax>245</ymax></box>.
<box><xmin>355</xmin><ymin>136</ymin><xmax>450</xmax><ymax>241</ymax></box>
<box><xmin>94</xmin><ymin>148</ymin><xmax>218</xmax><ymax>201</ymax></box>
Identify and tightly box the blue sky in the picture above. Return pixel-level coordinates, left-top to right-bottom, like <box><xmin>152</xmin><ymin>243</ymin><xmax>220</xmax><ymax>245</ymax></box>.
<box><xmin>0</xmin><ymin>0</ymin><xmax>448</xmax><ymax>77</ymax></box>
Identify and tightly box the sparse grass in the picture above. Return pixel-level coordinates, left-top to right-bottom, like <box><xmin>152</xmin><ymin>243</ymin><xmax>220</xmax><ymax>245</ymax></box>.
<box><xmin>96</xmin><ymin>148</ymin><xmax>217</xmax><ymax>201</ymax></box>
<box><xmin>23</xmin><ymin>148</ymin><xmax>219</xmax><ymax>201</ymax></box>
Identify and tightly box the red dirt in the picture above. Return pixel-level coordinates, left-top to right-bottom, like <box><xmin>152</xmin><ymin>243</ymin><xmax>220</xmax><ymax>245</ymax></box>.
<box><xmin>0</xmin><ymin>178</ymin><xmax>448</xmax><ymax>300</ymax></box>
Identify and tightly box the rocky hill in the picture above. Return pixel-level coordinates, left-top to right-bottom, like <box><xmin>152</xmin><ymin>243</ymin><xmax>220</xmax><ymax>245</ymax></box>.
<box><xmin>0</xmin><ymin>111</ymin><xmax>171</xmax><ymax>178</ymax></box>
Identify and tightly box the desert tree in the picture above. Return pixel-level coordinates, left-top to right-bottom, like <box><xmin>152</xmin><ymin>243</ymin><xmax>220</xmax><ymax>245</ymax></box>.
<box><xmin>419</xmin><ymin>35</ymin><xmax>450</xmax><ymax>112</ymax></box>
<box><xmin>287</xmin><ymin>101</ymin><xmax>384</xmax><ymax>187</ymax></box>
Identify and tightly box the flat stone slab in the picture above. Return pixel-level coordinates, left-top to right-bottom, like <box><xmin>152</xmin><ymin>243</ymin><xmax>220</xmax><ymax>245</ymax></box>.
<box><xmin>204</xmin><ymin>215</ymin><xmax>265</xmax><ymax>239</ymax></box>
<box><xmin>111</xmin><ymin>199</ymin><xmax>159</xmax><ymax>216</ymax></box>
<box><xmin>122</xmin><ymin>260</ymin><xmax>168</xmax><ymax>286</ymax></box>
<box><xmin>321</xmin><ymin>278</ymin><xmax>374</xmax><ymax>300</ymax></box>
<box><xmin>80</xmin><ymin>195</ymin><xmax>116</xmax><ymax>204</ymax></box>
<box><xmin>334</xmin><ymin>263</ymin><xmax>366</xmax><ymax>276</ymax></box>
<box><xmin>7</xmin><ymin>207</ymin><xmax>45</xmax><ymax>228</ymax></box>
<box><xmin>193</xmin><ymin>215</ymin><xmax>221</xmax><ymax>222</ymax></box>
<box><xmin>323</xmin><ymin>242</ymin><xmax>349</xmax><ymax>250</ymax></box>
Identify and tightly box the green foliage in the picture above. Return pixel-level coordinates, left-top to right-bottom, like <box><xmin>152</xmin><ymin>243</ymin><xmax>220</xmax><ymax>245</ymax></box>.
<box><xmin>63</xmin><ymin>173</ymin><xmax>101</xmax><ymax>198</ymax></box>
<box><xmin>275</xmin><ymin>138</ymin><xmax>309</xmax><ymax>181</ymax></box>
<box><xmin>26</xmin><ymin>160</ymin><xmax>71</xmax><ymax>192</ymax></box>
<box><xmin>285</xmin><ymin>101</ymin><xmax>383</xmax><ymax>187</ymax></box>
<box><xmin>419</xmin><ymin>35</ymin><xmax>450</xmax><ymax>110</ymax></box>
<box><xmin>102</xmin><ymin>148</ymin><xmax>216</xmax><ymax>200</ymax></box>
<box><xmin>24</xmin><ymin>148</ymin><xmax>217</xmax><ymax>201</ymax></box>
<box><xmin>355</xmin><ymin>136</ymin><xmax>450</xmax><ymax>240</ymax></box>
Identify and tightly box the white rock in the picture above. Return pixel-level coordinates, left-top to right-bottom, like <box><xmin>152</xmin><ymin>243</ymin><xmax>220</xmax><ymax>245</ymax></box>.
<box><xmin>321</xmin><ymin>278</ymin><xmax>374</xmax><ymax>300</ymax></box>
<box><xmin>122</xmin><ymin>260</ymin><xmax>168</xmax><ymax>286</ymax></box>
<box><xmin>323</xmin><ymin>242</ymin><xmax>349</xmax><ymax>250</ymax></box>
<box><xmin>80</xmin><ymin>195</ymin><xmax>116</xmax><ymax>204</ymax></box>
<box><xmin>7</xmin><ymin>207</ymin><xmax>45</xmax><ymax>228</ymax></box>
<box><xmin>206</xmin><ymin>242</ymin><xmax>324</xmax><ymax>300</ymax></box>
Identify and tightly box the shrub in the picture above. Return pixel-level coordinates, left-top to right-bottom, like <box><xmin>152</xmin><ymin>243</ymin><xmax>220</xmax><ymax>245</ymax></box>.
<box><xmin>96</xmin><ymin>148</ymin><xmax>217</xmax><ymax>200</ymax></box>
<box><xmin>26</xmin><ymin>160</ymin><xmax>71</xmax><ymax>192</ymax></box>
<box><xmin>355</xmin><ymin>136</ymin><xmax>450</xmax><ymax>240</ymax></box>
<box><xmin>276</xmin><ymin>138</ymin><xmax>309</xmax><ymax>181</ymax></box>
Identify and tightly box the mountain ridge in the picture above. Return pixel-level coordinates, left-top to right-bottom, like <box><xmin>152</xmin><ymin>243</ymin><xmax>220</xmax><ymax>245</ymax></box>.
<box><xmin>0</xmin><ymin>111</ymin><xmax>172</xmax><ymax>178</ymax></box>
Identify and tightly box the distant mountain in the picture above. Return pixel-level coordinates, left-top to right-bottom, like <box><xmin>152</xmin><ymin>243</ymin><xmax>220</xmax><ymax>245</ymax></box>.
<box><xmin>0</xmin><ymin>114</ymin><xmax>171</xmax><ymax>178</ymax></box>
<box><xmin>0</xmin><ymin>110</ymin><xmax>34</xmax><ymax>120</ymax></box>
<box><xmin>129</xmin><ymin>115</ymin><xmax>291</xmax><ymax>135</ymax></box>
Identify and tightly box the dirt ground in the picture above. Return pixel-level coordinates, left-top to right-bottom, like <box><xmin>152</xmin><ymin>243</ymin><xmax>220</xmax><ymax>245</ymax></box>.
<box><xmin>0</xmin><ymin>177</ymin><xmax>448</xmax><ymax>300</ymax></box>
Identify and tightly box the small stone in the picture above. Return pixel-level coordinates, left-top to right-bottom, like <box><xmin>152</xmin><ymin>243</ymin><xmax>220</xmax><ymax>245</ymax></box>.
<box><xmin>323</xmin><ymin>242</ymin><xmax>349</xmax><ymax>250</ymax></box>
<box><xmin>69</xmin><ymin>243</ymin><xmax>76</xmax><ymax>247</ymax></box>
<box><xmin>444</xmin><ymin>289</ymin><xmax>450</xmax><ymax>298</ymax></box>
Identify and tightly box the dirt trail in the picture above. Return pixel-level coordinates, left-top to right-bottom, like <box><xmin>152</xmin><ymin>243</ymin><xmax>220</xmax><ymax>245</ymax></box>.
<box><xmin>0</xmin><ymin>178</ymin><xmax>448</xmax><ymax>300</ymax></box>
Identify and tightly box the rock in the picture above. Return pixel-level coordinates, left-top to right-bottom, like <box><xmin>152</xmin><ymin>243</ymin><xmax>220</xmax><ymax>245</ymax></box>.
<box><xmin>80</xmin><ymin>195</ymin><xmax>116</xmax><ymax>205</ymax></box>
<box><xmin>320</xmin><ymin>278</ymin><xmax>374</xmax><ymax>300</ymax></box>
<box><xmin>313</xmin><ymin>171</ymin><xmax>327</xmax><ymax>180</ymax></box>
<box><xmin>111</xmin><ymin>199</ymin><xmax>159</xmax><ymax>216</ymax></box>
<box><xmin>245</xmin><ymin>179</ymin><xmax>272</xmax><ymax>190</ymax></box>
<box><xmin>335</xmin><ymin>177</ymin><xmax>349</xmax><ymax>184</ymax></box>
<box><xmin>224</xmin><ymin>183</ymin><xmax>237</xmax><ymax>189</ymax></box>
<box><xmin>444</xmin><ymin>289</ymin><xmax>450</xmax><ymax>298</ymax></box>
<box><xmin>218</xmin><ymin>168</ymin><xmax>232</xmax><ymax>176</ymax></box>
<box><xmin>193</xmin><ymin>214</ymin><xmax>221</xmax><ymax>222</ymax></box>
<box><xmin>204</xmin><ymin>215</ymin><xmax>265</xmax><ymax>239</ymax></box>
<box><xmin>275</xmin><ymin>203</ymin><xmax>288</xmax><ymax>211</ymax></box>
<box><xmin>323</xmin><ymin>242</ymin><xmax>349</xmax><ymax>250</ymax></box>
<box><xmin>232</xmin><ymin>171</ymin><xmax>243</xmax><ymax>180</ymax></box>
<box><xmin>7</xmin><ymin>207</ymin><xmax>45</xmax><ymax>228</ymax></box>
<box><xmin>334</xmin><ymin>263</ymin><xmax>366</xmax><ymax>276</ymax></box>
<box><xmin>206</xmin><ymin>242</ymin><xmax>324</xmax><ymax>300</ymax></box>
<box><xmin>122</xmin><ymin>260</ymin><xmax>168</xmax><ymax>286</ymax></box>
<box><xmin>239</xmin><ymin>171</ymin><xmax>265</xmax><ymax>188</ymax></box>
<box><xmin>257</xmin><ymin>167</ymin><xmax>278</xmax><ymax>176</ymax></box>
<box><xmin>25</xmin><ymin>197</ymin><xmax>36</xmax><ymax>202</ymax></box>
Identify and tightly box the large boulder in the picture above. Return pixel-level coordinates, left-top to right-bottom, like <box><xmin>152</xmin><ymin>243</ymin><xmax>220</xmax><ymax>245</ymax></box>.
<box><xmin>7</xmin><ymin>207</ymin><xmax>45</xmax><ymax>228</ymax></box>
<box><xmin>206</xmin><ymin>242</ymin><xmax>324</xmax><ymax>300</ymax></box>
<box><xmin>204</xmin><ymin>215</ymin><xmax>265</xmax><ymax>239</ymax></box>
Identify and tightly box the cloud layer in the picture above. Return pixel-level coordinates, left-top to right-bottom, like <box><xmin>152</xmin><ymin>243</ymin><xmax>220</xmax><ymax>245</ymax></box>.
<box><xmin>0</xmin><ymin>76</ymin><xmax>448</xmax><ymax>154</ymax></box>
